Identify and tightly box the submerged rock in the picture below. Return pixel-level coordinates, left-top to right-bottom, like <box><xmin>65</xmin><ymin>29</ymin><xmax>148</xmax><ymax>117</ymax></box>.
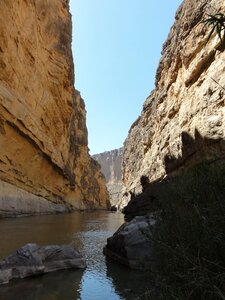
<box><xmin>104</xmin><ymin>215</ymin><xmax>156</xmax><ymax>269</ymax></box>
<box><xmin>0</xmin><ymin>243</ymin><xmax>86</xmax><ymax>284</ymax></box>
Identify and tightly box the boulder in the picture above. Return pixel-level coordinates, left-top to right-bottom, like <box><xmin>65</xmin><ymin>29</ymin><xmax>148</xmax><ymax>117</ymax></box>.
<box><xmin>104</xmin><ymin>215</ymin><xmax>155</xmax><ymax>269</ymax></box>
<box><xmin>0</xmin><ymin>243</ymin><xmax>86</xmax><ymax>284</ymax></box>
<box><xmin>110</xmin><ymin>205</ymin><xmax>117</xmax><ymax>212</ymax></box>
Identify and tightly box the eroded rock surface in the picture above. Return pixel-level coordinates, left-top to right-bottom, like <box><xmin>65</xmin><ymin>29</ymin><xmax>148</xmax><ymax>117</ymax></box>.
<box><xmin>104</xmin><ymin>215</ymin><xmax>155</xmax><ymax>269</ymax></box>
<box><xmin>0</xmin><ymin>0</ymin><xmax>109</xmax><ymax>216</ymax></box>
<box><xmin>106</xmin><ymin>0</ymin><xmax>225</xmax><ymax>271</ymax></box>
<box><xmin>122</xmin><ymin>0</ymin><xmax>225</xmax><ymax>205</ymax></box>
<box><xmin>0</xmin><ymin>243</ymin><xmax>85</xmax><ymax>284</ymax></box>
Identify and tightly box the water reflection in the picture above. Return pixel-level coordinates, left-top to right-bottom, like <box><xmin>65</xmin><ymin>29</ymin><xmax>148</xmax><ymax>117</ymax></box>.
<box><xmin>0</xmin><ymin>269</ymin><xmax>84</xmax><ymax>300</ymax></box>
<box><xmin>74</xmin><ymin>214</ymin><xmax>124</xmax><ymax>300</ymax></box>
<box><xmin>0</xmin><ymin>211</ymin><xmax>149</xmax><ymax>300</ymax></box>
<box><xmin>106</xmin><ymin>258</ymin><xmax>152</xmax><ymax>299</ymax></box>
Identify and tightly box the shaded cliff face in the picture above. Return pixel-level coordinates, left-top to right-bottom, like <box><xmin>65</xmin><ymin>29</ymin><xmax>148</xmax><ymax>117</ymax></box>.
<box><xmin>93</xmin><ymin>148</ymin><xmax>123</xmax><ymax>206</ymax></box>
<box><xmin>0</xmin><ymin>0</ymin><xmax>109</xmax><ymax>216</ymax></box>
<box><xmin>122</xmin><ymin>0</ymin><xmax>225</xmax><ymax>203</ymax></box>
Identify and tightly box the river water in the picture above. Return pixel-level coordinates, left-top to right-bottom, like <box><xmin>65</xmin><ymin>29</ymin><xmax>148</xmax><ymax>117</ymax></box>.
<box><xmin>0</xmin><ymin>211</ymin><xmax>150</xmax><ymax>300</ymax></box>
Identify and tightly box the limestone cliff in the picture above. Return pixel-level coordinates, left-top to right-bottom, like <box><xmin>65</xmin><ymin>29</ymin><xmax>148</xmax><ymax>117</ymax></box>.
<box><xmin>93</xmin><ymin>148</ymin><xmax>123</xmax><ymax>207</ymax></box>
<box><xmin>0</xmin><ymin>0</ymin><xmax>109</xmax><ymax>216</ymax></box>
<box><xmin>93</xmin><ymin>148</ymin><xmax>122</xmax><ymax>184</ymax></box>
<box><xmin>122</xmin><ymin>0</ymin><xmax>225</xmax><ymax>204</ymax></box>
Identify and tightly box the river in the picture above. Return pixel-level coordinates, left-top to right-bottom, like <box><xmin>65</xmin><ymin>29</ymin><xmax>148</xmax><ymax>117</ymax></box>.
<box><xmin>0</xmin><ymin>211</ymin><xmax>150</xmax><ymax>300</ymax></box>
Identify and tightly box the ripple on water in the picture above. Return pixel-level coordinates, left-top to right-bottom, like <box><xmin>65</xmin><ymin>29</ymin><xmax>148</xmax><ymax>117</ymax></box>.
<box><xmin>0</xmin><ymin>211</ymin><xmax>149</xmax><ymax>300</ymax></box>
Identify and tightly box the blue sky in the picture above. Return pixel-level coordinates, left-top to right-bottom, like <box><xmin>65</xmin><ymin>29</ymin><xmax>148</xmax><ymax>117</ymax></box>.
<box><xmin>70</xmin><ymin>1</ymin><xmax>182</xmax><ymax>154</ymax></box>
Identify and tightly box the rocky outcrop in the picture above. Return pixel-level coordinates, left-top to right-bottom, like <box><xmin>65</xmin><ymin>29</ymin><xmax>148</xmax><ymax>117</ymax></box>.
<box><xmin>0</xmin><ymin>0</ymin><xmax>109</xmax><ymax>216</ymax></box>
<box><xmin>122</xmin><ymin>0</ymin><xmax>225</xmax><ymax>204</ymax></box>
<box><xmin>104</xmin><ymin>215</ymin><xmax>155</xmax><ymax>269</ymax></box>
<box><xmin>0</xmin><ymin>243</ymin><xmax>85</xmax><ymax>284</ymax></box>
<box><xmin>93</xmin><ymin>148</ymin><xmax>123</xmax><ymax>207</ymax></box>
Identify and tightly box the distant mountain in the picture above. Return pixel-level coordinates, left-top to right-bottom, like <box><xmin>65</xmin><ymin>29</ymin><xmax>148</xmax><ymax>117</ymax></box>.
<box><xmin>93</xmin><ymin>148</ymin><xmax>123</xmax><ymax>184</ymax></box>
<box><xmin>93</xmin><ymin>148</ymin><xmax>123</xmax><ymax>207</ymax></box>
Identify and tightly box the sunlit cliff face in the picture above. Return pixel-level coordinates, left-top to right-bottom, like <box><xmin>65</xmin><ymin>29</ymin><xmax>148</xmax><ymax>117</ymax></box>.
<box><xmin>0</xmin><ymin>0</ymin><xmax>109</xmax><ymax>216</ymax></box>
<box><xmin>122</xmin><ymin>0</ymin><xmax>225</xmax><ymax>204</ymax></box>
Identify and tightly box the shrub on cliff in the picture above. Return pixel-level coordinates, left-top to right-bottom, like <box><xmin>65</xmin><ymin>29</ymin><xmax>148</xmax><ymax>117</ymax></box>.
<box><xmin>202</xmin><ymin>13</ymin><xmax>225</xmax><ymax>44</ymax></box>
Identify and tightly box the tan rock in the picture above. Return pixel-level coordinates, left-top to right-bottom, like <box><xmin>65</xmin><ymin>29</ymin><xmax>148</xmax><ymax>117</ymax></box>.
<box><xmin>0</xmin><ymin>0</ymin><xmax>109</xmax><ymax>216</ymax></box>
<box><xmin>122</xmin><ymin>0</ymin><xmax>225</xmax><ymax>205</ymax></box>
<box><xmin>93</xmin><ymin>148</ymin><xmax>123</xmax><ymax>207</ymax></box>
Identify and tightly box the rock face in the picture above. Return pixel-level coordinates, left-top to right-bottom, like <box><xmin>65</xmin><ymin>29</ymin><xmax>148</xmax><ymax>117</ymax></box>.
<box><xmin>122</xmin><ymin>0</ymin><xmax>225</xmax><ymax>204</ymax></box>
<box><xmin>0</xmin><ymin>0</ymin><xmax>109</xmax><ymax>216</ymax></box>
<box><xmin>0</xmin><ymin>243</ymin><xmax>85</xmax><ymax>284</ymax></box>
<box><xmin>104</xmin><ymin>215</ymin><xmax>155</xmax><ymax>269</ymax></box>
<box><xmin>93</xmin><ymin>148</ymin><xmax>123</xmax><ymax>207</ymax></box>
<box><xmin>105</xmin><ymin>0</ymin><xmax>225</xmax><ymax>271</ymax></box>
<box><xmin>93</xmin><ymin>148</ymin><xmax>123</xmax><ymax>184</ymax></box>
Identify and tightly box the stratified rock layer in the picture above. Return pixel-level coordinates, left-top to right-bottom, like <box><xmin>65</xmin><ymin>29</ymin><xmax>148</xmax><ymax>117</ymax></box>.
<box><xmin>122</xmin><ymin>0</ymin><xmax>225</xmax><ymax>203</ymax></box>
<box><xmin>0</xmin><ymin>0</ymin><xmax>109</xmax><ymax>216</ymax></box>
<box><xmin>93</xmin><ymin>148</ymin><xmax>123</xmax><ymax>207</ymax></box>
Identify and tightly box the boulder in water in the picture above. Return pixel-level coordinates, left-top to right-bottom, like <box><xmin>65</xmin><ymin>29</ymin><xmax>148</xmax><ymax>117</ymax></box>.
<box><xmin>104</xmin><ymin>215</ymin><xmax>155</xmax><ymax>269</ymax></box>
<box><xmin>0</xmin><ymin>243</ymin><xmax>86</xmax><ymax>284</ymax></box>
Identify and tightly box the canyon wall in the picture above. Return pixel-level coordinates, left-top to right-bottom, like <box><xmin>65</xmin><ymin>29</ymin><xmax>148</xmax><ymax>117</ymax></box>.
<box><xmin>93</xmin><ymin>148</ymin><xmax>122</xmax><ymax>184</ymax></box>
<box><xmin>93</xmin><ymin>148</ymin><xmax>123</xmax><ymax>207</ymax></box>
<box><xmin>122</xmin><ymin>0</ymin><xmax>225</xmax><ymax>204</ymax></box>
<box><xmin>0</xmin><ymin>0</ymin><xmax>109</xmax><ymax>216</ymax></box>
<box><xmin>105</xmin><ymin>1</ymin><xmax>225</xmax><ymax>282</ymax></box>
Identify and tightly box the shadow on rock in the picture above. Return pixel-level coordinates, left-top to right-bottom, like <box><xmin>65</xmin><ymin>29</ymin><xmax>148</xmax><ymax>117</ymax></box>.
<box><xmin>123</xmin><ymin>129</ymin><xmax>225</xmax><ymax>219</ymax></box>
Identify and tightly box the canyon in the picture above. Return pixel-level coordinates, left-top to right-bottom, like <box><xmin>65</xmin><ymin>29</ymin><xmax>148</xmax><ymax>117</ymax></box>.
<box><xmin>0</xmin><ymin>0</ymin><xmax>109</xmax><ymax>217</ymax></box>
<box><xmin>0</xmin><ymin>0</ymin><xmax>224</xmax><ymax>297</ymax></box>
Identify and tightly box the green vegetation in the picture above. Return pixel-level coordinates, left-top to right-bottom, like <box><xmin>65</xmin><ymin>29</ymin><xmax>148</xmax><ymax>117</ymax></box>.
<box><xmin>202</xmin><ymin>13</ymin><xmax>225</xmax><ymax>44</ymax></box>
<box><xmin>140</xmin><ymin>161</ymin><xmax>225</xmax><ymax>300</ymax></box>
